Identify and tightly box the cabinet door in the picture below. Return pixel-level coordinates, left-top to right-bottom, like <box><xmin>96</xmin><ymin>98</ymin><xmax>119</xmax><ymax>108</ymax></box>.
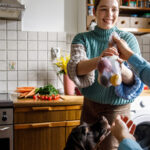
<box><xmin>14</xmin><ymin>123</ymin><xmax>66</xmax><ymax>150</ymax></box>
<box><xmin>14</xmin><ymin>106</ymin><xmax>82</xmax><ymax>124</ymax></box>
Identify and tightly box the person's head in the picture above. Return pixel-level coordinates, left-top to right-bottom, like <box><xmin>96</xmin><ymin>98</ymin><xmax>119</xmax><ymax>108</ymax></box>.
<box><xmin>93</xmin><ymin>0</ymin><xmax>119</xmax><ymax>29</ymax></box>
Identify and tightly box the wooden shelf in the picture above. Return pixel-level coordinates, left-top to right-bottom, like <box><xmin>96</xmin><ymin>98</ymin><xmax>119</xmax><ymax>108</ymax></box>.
<box><xmin>87</xmin><ymin>4</ymin><xmax>150</xmax><ymax>11</ymax></box>
<box><xmin>119</xmin><ymin>28</ymin><xmax>150</xmax><ymax>33</ymax></box>
<box><xmin>120</xmin><ymin>6</ymin><xmax>150</xmax><ymax>11</ymax></box>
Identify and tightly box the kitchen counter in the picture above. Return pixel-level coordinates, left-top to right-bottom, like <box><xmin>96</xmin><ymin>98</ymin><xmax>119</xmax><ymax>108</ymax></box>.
<box><xmin>12</xmin><ymin>90</ymin><xmax>150</xmax><ymax>107</ymax></box>
<box><xmin>13</xmin><ymin>95</ymin><xmax>84</xmax><ymax>107</ymax></box>
<box><xmin>140</xmin><ymin>90</ymin><xmax>150</xmax><ymax>96</ymax></box>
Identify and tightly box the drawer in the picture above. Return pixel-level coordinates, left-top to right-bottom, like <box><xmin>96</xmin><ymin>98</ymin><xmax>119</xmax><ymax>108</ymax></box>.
<box><xmin>117</xmin><ymin>17</ymin><xmax>130</xmax><ymax>28</ymax></box>
<box><xmin>14</xmin><ymin>105</ymin><xmax>82</xmax><ymax>124</ymax></box>
<box><xmin>130</xmin><ymin>17</ymin><xmax>147</xmax><ymax>28</ymax></box>
<box><xmin>146</xmin><ymin>18</ymin><xmax>150</xmax><ymax>28</ymax></box>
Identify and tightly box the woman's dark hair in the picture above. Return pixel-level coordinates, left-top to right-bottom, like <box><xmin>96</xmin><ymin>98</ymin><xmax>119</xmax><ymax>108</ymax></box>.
<box><xmin>94</xmin><ymin>0</ymin><xmax>120</xmax><ymax>11</ymax></box>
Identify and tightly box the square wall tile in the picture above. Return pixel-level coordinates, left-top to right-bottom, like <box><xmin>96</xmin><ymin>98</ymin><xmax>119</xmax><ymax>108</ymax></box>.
<box><xmin>142</xmin><ymin>53</ymin><xmax>150</xmax><ymax>61</ymax></box>
<box><xmin>38</xmin><ymin>51</ymin><xmax>47</xmax><ymax>61</ymax></box>
<box><xmin>28</xmin><ymin>32</ymin><xmax>37</xmax><ymax>41</ymax></box>
<box><xmin>0</xmin><ymin>41</ymin><xmax>6</xmax><ymax>50</ymax></box>
<box><xmin>7</xmin><ymin>31</ymin><xmax>17</xmax><ymax>40</ymax></box>
<box><xmin>17</xmin><ymin>21</ymin><xmax>22</xmax><ymax>31</ymax></box>
<box><xmin>18</xmin><ymin>51</ymin><xmax>27</xmax><ymax>61</ymax></box>
<box><xmin>0</xmin><ymin>20</ymin><xmax>6</xmax><ymax>30</ymax></box>
<box><xmin>7</xmin><ymin>21</ymin><xmax>17</xmax><ymax>30</ymax></box>
<box><xmin>18</xmin><ymin>41</ymin><xmax>27</xmax><ymax>51</ymax></box>
<box><xmin>27</xmin><ymin>81</ymin><xmax>37</xmax><ymax>87</ymax></box>
<box><xmin>37</xmin><ymin>81</ymin><xmax>48</xmax><ymax>87</ymax></box>
<box><xmin>18</xmin><ymin>31</ymin><xmax>27</xmax><ymax>41</ymax></box>
<box><xmin>38</xmin><ymin>32</ymin><xmax>47</xmax><ymax>41</ymax></box>
<box><xmin>0</xmin><ymin>31</ymin><xmax>6</xmax><ymax>40</ymax></box>
<box><xmin>0</xmin><ymin>71</ymin><xmax>7</xmax><ymax>80</ymax></box>
<box><xmin>28</xmin><ymin>61</ymin><xmax>37</xmax><ymax>70</ymax></box>
<box><xmin>143</xmin><ymin>45</ymin><xmax>150</xmax><ymax>53</ymax></box>
<box><xmin>58</xmin><ymin>32</ymin><xmax>66</xmax><ymax>42</ymax></box>
<box><xmin>58</xmin><ymin>42</ymin><xmax>66</xmax><ymax>50</ymax></box>
<box><xmin>8</xmin><ymin>61</ymin><xmax>17</xmax><ymax>71</ymax></box>
<box><xmin>7</xmin><ymin>41</ymin><xmax>17</xmax><ymax>50</ymax></box>
<box><xmin>0</xmin><ymin>81</ymin><xmax>7</xmax><ymax>93</ymax></box>
<box><xmin>28</xmin><ymin>71</ymin><xmax>37</xmax><ymax>81</ymax></box>
<box><xmin>38</xmin><ymin>41</ymin><xmax>47</xmax><ymax>51</ymax></box>
<box><xmin>48</xmin><ymin>71</ymin><xmax>57</xmax><ymax>80</ymax></box>
<box><xmin>48</xmin><ymin>32</ymin><xmax>57</xmax><ymax>41</ymax></box>
<box><xmin>0</xmin><ymin>61</ymin><xmax>7</xmax><ymax>70</ymax></box>
<box><xmin>48</xmin><ymin>42</ymin><xmax>57</xmax><ymax>50</ymax></box>
<box><xmin>48</xmin><ymin>61</ymin><xmax>55</xmax><ymax>71</ymax></box>
<box><xmin>8</xmin><ymin>71</ymin><xmax>17</xmax><ymax>80</ymax></box>
<box><xmin>38</xmin><ymin>61</ymin><xmax>47</xmax><ymax>71</ymax></box>
<box><xmin>28</xmin><ymin>51</ymin><xmax>37</xmax><ymax>60</ymax></box>
<box><xmin>18</xmin><ymin>71</ymin><xmax>27</xmax><ymax>81</ymax></box>
<box><xmin>18</xmin><ymin>61</ymin><xmax>27</xmax><ymax>70</ymax></box>
<box><xmin>18</xmin><ymin>81</ymin><xmax>28</xmax><ymax>87</ymax></box>
<box><xmin>38</xmin><ymin>71</ymin><xmax>48</xmax><ymax>80</ymax></box>
<box><xmin>142</xmin><ymin>38</ymin><xmax>150</xmax><ymax>45</ymax></box>
<box><xmin>28</xmin><ymin>41</ymin><xmax>37</xmax><ymax>51</ymax></box>
<box><xmin>0</xmin><ymin>51</ymin><xmax>6</xmax><ymax>60</ymax></box>
<box><xmin>8</xmin><ymin>81</ymin><xmax>17</xmax><ymax>91</ymax></box>
<box><xmin>48</xmin><ymin>80</ymin><xmax>57</xmax><ymax>88</ymax></box>
<box><xmin>8</xmin><ymin>51</ymin><xmax>17</xmax><ymax>60</ymax></box>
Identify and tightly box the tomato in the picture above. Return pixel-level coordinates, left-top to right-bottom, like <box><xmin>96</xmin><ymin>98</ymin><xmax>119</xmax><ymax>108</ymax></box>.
<box><xmin>44</xmin><ymin>96</ymin><xmax>48</xmax><ymax>100</ymax></box>
<box><xmin>37</xmin><ymin>95</ymin><xmax>40</xmax><ymax>99</ymax></box>
<box><xmin>48</xmin><ymin>96</ymin><xmax>52</xmax><ymax>101</ymax></box>
<box><xmin>53</xmin><ymin>94</ymin><xmax>60</xmax><ymax>100</ymax></box>
<box><xmin>41</xmin><ymin>96</ymin><xmax>45</xmax><ymax>100</ymax></box>
<box><xmin>52</xmin><ymin>94</ymin><xmax>55</xmax><ymax>99</ymax></box>
<box><xmin>33</xmin><ymin>95</ymin><xmax>36</xmax><ymax>100</ymax></box>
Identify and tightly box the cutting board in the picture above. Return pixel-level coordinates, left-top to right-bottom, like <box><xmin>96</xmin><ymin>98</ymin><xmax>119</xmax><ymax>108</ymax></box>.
<box><xmin>60</xmin><ymin>95</ymin><xmax>84</xmax><ymax>101</ymax></box>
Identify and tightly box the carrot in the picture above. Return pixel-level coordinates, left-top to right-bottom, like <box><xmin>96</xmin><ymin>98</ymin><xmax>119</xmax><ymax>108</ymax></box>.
<box><xmin>15</xmin><ymin>89</ymin><xmax>33</xmax><ymax>93</ymax></box>
<box><xmin>18</xmin><ymin>92</ymin><xmax>29</xmax><ymax>98</ymax></box>
<box><xmin>17</xmin><ymin>87</ymin><xmax>35</xmax><ymax>90</ymax></box>
<box><xmin>25</xmin><ymin>88</ymin><xmax>36</xmax><ymax>98</ymax></box>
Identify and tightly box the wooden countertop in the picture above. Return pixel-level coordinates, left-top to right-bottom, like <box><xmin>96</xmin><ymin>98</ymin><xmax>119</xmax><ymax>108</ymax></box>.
<box><xmin>12</xmin><ymin>90</ymin><xmax>150</xmax><ymax>107</ymax></box>
<box><xmin>139</xmin><ymin>90</ymin><xmax>150</xmax><ymax>96</ymax></box>
<box><xmin>13</xmin><ymin>95</ymin><xmax>84</xmax><ymax>107</ymax></box>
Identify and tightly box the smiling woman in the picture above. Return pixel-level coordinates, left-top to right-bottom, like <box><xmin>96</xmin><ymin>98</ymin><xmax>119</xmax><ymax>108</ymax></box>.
<box><xmin>67</xmin><ymin>0</ymin><xmax>143</xmax><ymax>149</ymax></box>
<box><xmin>93</xmin><ymin>0</ymin><xmax>119</xmax><ymax>29</ymax></box>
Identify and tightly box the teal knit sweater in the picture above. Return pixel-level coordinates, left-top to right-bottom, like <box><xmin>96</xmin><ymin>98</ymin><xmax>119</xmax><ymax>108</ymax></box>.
<box><xmin>67</xmin><ymin>26</ymin><xmax>143</xmax><ymax>105</ymax></box>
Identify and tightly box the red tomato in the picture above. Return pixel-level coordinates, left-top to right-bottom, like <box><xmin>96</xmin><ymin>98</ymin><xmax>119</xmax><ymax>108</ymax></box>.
<box><xmin>41</xmin><ymin>96</ymin><xmax>45</xmax><ymax>100</ymax></box>
<box><xmin>33</xmin><ymin>95</ymin><xmax>36</xmax><ymax>100</ymax></box>
<box><xmin>52</xmin><ymin>94</ymin><xmax>55</xmax><ymax>99</ymax></box>
<box><xmin>48</xmin><ymin>96</ymin><xmax>52</xmax><ymax>101</ymax></box>
<box><xmin>37</xmin><ymin>95</ymin><xmax>40</xmax><ymax>99</ymax></box>
<box><xmin>53</xmin><ymin>94</ymin><xmax>60</xmax><ymax>100</ymax></box>
<box><xmin>44</xmin><ymin>96</ymin><xmax>48</xmax><ymax>100</ymax></box>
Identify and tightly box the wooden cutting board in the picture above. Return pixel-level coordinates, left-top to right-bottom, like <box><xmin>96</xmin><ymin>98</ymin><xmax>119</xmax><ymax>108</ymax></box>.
<box><xmin>60</xmin><ymin>95</ymin><xmax>84</xmax><ymax>101</ymax></box>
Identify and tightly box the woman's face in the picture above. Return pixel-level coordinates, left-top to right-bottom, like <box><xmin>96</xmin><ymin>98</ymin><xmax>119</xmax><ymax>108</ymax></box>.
<box><xmin>94</xmin><ymin>0</ymin><xmax>119</xmax><ymax>29</ymax></box>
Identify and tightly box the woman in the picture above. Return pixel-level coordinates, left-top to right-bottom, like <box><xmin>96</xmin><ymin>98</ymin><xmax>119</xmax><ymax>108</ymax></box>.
<box><xmin>113</xmin><ymin>36</ymin><xmax>150</xmax><ymax>87</ymax></box>
<box><xmin>67</xmin><ymin>0</ymin><xmax>143</xmax><ymax>149</ymax></box>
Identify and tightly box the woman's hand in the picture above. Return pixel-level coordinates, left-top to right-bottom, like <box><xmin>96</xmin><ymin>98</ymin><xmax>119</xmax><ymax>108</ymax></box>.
<box><xmin>113</xmin><ymin>36</ymin><xmax>134</xmax><ymax>60</ymax></box>
<box><xmin>99</xmin><ymin>47</ymin><xmax>119</xmax><ymax>59</ymax></box>
<box><xmin>111</xmin><ymin>115</ymin><xmax>136</xmax><ymax>143</ymax></box>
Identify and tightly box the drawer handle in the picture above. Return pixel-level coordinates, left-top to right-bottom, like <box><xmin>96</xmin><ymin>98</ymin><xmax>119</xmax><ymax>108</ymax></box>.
<box><xmin>148</xmin><ymin>22</ymin><xmax>150</xmax><ymax>25</ymax></box>
<box><xmin>135</xmin><ymin>21</ymin><xmax>139</xmax><ymax>25</ymax></box>
<box><xmin>121</xmin><ymin>20</ymin><xmax>125</xmax><ymax>24</ymax></box>
<box><xmin>32</xmin><ymin>107</ymin><xmax>53</xmax><ymax>111</ymax></box>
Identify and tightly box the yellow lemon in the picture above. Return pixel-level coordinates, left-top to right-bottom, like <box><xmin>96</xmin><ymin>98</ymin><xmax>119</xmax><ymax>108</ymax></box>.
<box><xmin>110</xmin><ymin>74</ymin><xmax>119</xmax><ymax>86</ymax></box>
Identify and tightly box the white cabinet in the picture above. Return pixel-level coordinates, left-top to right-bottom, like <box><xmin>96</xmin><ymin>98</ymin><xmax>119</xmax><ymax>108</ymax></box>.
<box><xmin>22</xmin><ymin>0</ymin><xmax>85</xmax><ymax>33</ymax></box>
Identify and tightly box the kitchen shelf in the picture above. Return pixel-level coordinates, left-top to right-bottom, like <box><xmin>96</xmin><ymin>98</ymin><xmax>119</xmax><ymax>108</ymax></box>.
<box><xmin>119</xmin><ymin>28</ymin><xmax>150</xmax><ymax>33</ymax></box>
<box><xmin>86</xmin><ymin>0</ymin><xmax>150</xmax><ymax>34</ymax></box>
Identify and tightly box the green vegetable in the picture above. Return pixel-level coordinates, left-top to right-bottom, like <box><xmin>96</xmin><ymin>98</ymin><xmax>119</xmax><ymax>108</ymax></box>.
<box><xmin>35</xmin><ymin>84</ymin><xmax>59</xmax><ymax>95</ymax></box>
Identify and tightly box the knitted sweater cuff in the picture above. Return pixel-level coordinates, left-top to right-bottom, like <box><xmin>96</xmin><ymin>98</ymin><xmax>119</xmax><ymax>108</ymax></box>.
<box><xmin>115</xmin><ymin>73</ymin><xmax>144</xmax><ymax>100</ymax></box>
<box><xmin>67</xmin><ymin>44</ymin><xmax>95</xmax><ymax>88</ymax></box>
